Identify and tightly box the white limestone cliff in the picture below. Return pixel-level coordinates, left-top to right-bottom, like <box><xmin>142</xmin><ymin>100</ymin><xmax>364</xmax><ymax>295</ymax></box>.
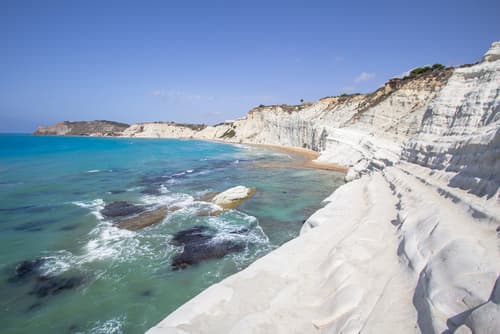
<box><xmin>92</xmin><ymin>43</ymin><xmax>500</xmax><ymax>333</ymax></box>
<box><xmin>144</xmin><ymin>42</ymin><xmax>500</xmax><ymax>334</ymax></box>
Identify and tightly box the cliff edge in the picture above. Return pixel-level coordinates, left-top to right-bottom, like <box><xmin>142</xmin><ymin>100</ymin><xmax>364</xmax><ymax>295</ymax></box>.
<box><xmin>34</xmin><ymin>42</ymin><xmax>500</xmax><ymax>333</ymax></box>
<box><xmin>34</xmin><ymin>120</ymin><xmax>129</xmax><ymax>136</ymax></box>
<box><xmin>145</xmin><ymin>43</ymin><xmax>500</xmax><ymax>333</ymax></box>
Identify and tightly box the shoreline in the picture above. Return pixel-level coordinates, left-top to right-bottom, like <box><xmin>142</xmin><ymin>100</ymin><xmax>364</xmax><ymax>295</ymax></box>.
<box><xmin>31</xmin><ymin>134</ymin><xmax>348</xmax><ymax>173</ymax></box>
<box><xmin>243</xmin><ymin>142</ymin><xmax>349</xmax><ymax>173</ymax></box>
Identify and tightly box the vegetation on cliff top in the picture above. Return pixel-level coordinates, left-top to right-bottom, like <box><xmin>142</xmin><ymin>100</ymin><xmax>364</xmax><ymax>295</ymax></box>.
<box><xmin>408</xmin><ymin>63</ymin><xmax>446</xmax><ymax>77</ymax></box>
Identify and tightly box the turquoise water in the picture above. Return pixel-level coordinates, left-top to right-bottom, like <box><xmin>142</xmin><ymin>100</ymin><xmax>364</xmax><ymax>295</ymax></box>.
<box><xmin>0</xmin><ymin>134</ymin><xmax>344</xmax><ymax>334</ymax></box>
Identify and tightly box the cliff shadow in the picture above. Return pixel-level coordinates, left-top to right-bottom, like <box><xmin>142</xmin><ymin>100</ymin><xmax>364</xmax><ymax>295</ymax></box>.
<box><xmin>446</xmin><ymin>128</ymin><xmax>500</xmax><ymax>199</ymax></box>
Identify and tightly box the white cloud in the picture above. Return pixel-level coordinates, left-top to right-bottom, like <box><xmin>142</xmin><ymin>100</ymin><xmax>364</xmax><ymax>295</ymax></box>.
<box><xmin>354</xmin><ymin>72</ymin><xmax>376</xmax><ymax>83</ymax></box>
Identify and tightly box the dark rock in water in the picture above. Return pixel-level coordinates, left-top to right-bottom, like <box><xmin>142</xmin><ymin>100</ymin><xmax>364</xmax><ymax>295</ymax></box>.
<box><xmin>8</xmin><ymin>258</ymin><xmax>45</xmax><ymax>282</ymax></box>
<box><xmin>68</xmin><ymin>324</ymin><xmax>79</xmax><ymax>333</ymax></box>
<box><xmin>25</xmin><ymin>206</ymin><xmax>54</xmax><ymax>213</ymax></box>
<box><xmin>0</xmin><ymin>205</ymin><xmax>36</xmax><ymax>213</ymax></box>
<box><xmin>115</xmin><ymin>206</ymin><xmax>175</xmax><ymax>230</ymax></box>
<box><xmin>170</xmin><ymin>226</ymin><xmax>245</xmax><ymax>270</ymax></box>
<box><xmin>101</xmin><ymin>201</ymin><xmax>144</xmax><ymax>218</ymax></box>
<box><xmin>140</xmin><ymin>289</ymin><xmax>153</xmax><ymax>297</ymax></box>
<box><xmin>14</xmin><ymin>218</ymin><xmax>57</xmax><ymax>232</ymax></box>
<box><xmin>59</xmin><ymin>224</ymin><xmax>78</xmax><ymax>231</ymax></box>
<box><xmin>8</xmin><ymin>259</ymin><xmax>85</xmax><ymax>301</ymax></box>
<box><xmin>140</xmin><ymin>186</ymin><xmax>162</xmax><ymax>195</ymax></box>
<box><xmin>172</xmin><ymin>240</ymin><xmax>245</xmax><ymax>270</ymax></box>
<box><xmin>30</xmin><ymin>275</ymin><xmax>84</xmax><ymax>298</ymax></box>
<box><xmin>170</xmin><ymin>225</ymin><xmax>213</xmax><ymax>246</ymax></box>
<box><xmin>14</xmin><ymin>221</ymin><xmax>44</xmax><ymax>232</ymax></box>
<box><xmin>27</xmin><ymin>301</ymin><xmax>43</xmax><ymax>312</ymax></box>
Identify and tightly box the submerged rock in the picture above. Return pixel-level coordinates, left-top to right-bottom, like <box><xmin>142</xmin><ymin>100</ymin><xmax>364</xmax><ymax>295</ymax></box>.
<box><xmin>140</xmin><ymin>289</ymin><xmax>153</xmax><ymax>297</ymax></box>
<box><xmin>170</xmin><ymin>225</ymin><xmax>245</xmax><ymax>270</ymax></box>
<box><xmin>8</xmin><ymin>258</ymin><xmax>85</xmax><ymax>301</ymax></box>
<box><xmin>172</xmin><ymin>241</ymin><xmax>244</xmax><ymax>270</ymax></box>
<box><xmin>13</xmin><ymin>221</ymin><xmax>44</xmax><ymax>232</ymax></box>
<box><xmin>13</xmin><ymin>218</ymin><xmax>58</xmax><ymax>232</ymax></box>
<box><xmin>115</xmin><ymin>206</ymin><xmax>175</xmax><ymax>230</ymax></box>
<box><xmin>27</xmin><ymin>301</ymin><xmax>43</xmax><ymax>312</ymax></box>
<box><xmin>140</xmin><ymin>186</ymin><xmax>163</xmax><ymax>196</ymax></box>
<box><xmin>8</xmin><ymin>258</ymin><xmax>45</xmax><ymax>282</ymax></box>
<box><xmin>171</xmin><ymin>225</ymin><xmax>213</xmax><ymax>246</ymax></box>
<box><xmin>30</xmin><ymin>275</ymin><xmax>84</xmax><ymax>298</ymax></box>
<box><xmin>212</xmin><ymin>186</ymin><xmax>256</xmax><ymax>209</ymax></box>
<box><xmin>101</xmin><ymin>201</ymin><xmax>145</xmax><ymax>218</ymax></box>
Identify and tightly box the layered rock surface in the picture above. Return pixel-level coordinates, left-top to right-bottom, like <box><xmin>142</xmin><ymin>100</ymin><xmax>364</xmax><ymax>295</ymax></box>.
<box><xmin>145</xmin><ymin>43</ymin><xmax>500</xmax><ymax>333</ymax></box>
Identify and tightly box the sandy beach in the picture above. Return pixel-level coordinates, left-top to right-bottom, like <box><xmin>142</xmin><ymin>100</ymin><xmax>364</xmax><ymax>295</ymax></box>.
<box><xmin>247</xmin><ymin>143</ymin><xmax>348</xmax><ymax>173</ymax></box>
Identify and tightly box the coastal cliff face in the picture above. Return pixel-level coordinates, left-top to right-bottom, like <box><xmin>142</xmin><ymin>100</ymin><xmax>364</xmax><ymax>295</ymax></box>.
<box><xmin>146</xmin><ymin>43</ymin><xmax>500</xmax><ymax>334</ymax></box>
<box><xmin>35</xmin><ymin>43</ymin><xmax>500</xmax><ymax>333</ymax></box>
<box><xmin>34</xmin><ymin>120</ymin><xmax>129</xmax><ymax>136</ymax></box>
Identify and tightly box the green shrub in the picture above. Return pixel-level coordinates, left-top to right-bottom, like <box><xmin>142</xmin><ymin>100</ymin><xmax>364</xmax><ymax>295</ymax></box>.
<box><xmin>410</xmin><ymin>66</ymin><xmax>432</xmax><ymax>76</ymax></box>
<box><xmin>409</xmin><ymin>64</ymin><xmax>445</xmax><ymax>77</ymax></box>
<box><xmin>432</xmin><ymin>63</ymin><xmax>445</xmax><ymax>70</ymax></box>
<box><xmin>220</xmin><ymin>129</ymin><xmax>236</xmax><ymax>138</ymax></box>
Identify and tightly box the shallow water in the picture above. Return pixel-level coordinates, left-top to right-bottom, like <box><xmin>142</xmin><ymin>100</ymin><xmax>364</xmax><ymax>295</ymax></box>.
<box><xmin>0</xmin><ymin>134</ymin><xmax>344</xmax><ymax>334</ymax></box>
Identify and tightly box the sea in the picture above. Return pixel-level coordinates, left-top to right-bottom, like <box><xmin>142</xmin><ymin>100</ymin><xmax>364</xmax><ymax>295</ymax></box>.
<box><xmin>0</xmin><ymin>134</ymin><xmax>344</xmax><ymax>334</ymax></box>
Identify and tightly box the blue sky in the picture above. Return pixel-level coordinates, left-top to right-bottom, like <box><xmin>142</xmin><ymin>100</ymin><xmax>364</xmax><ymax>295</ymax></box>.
<box><xmin>1</xmin><ymin>0</ymin><xmax>499</xmax><ymax>132</ymax></box>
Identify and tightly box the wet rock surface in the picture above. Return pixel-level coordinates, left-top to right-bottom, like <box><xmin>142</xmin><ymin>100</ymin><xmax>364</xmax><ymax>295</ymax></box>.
<box><xmin>114</xmin><ymin>206</ymin><xmax>174</xmax><ymax>230</ymax></box>
<box><xmin>170</xmin><ymin>226</ymin><xmax>245</xmax><ymax>270</ymax></box>
<box><xmin>101</xmin><ymin>201</ymin><xmax>145</xmax><ymax>218</ymax></box>
<box><xmin>171</xmin><ymin>226</ymin><xmax>213</xmax><ymax>246</ymax></box>
<box><xmin>30</xmin><ymin>275</ymin><xmax>84</xmax><ymax>298</ymax></box>
<box><xmin>8</xmin><ymin>258</ymin><xmax>45</xmax><ymax>282</ymax></box>
<box><xmin>7</xmin><ymin>258</ymin><xmax>85</xmax><ymax>303</ymax></box>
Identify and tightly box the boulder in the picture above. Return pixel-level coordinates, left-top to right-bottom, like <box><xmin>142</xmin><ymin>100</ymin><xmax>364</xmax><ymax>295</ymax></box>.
<box><xmin>101</xmin><ymin>201</ymin><xmax>144</xmax><ymax>218</ymax></box>
<box><xmin>170</xmin><ymin>226</ymin><xmax>245</xmax><ymax>270</ymax></box>
<box><xmin>114</xmin><ymin>206</ymin><xmax>178</xmax><ymax>230</ymax></box>
<box><xmin>211</xmin><ymin>186</ymin><xmax>256</xmax><ymax>209</ymax></box>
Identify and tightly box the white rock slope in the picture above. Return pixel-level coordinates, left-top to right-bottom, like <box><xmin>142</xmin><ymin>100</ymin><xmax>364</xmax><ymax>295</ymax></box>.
<box><xmin>147</xmin><ymin>43</ymin><xmax>500</xmax><ymax>333</ymax></box>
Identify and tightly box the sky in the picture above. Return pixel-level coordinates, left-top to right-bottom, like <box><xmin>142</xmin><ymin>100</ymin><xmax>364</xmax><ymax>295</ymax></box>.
<box><xmin>1</xmin><ymin>0</ymin><xmax>499</xmax><ymax>132</ymax></box>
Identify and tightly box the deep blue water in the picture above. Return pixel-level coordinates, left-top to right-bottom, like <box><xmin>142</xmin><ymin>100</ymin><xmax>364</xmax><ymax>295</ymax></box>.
<box><xmin>0</xmin><ymin>134</ymin><xmax>344</xmax><ymax>334</ymax></box>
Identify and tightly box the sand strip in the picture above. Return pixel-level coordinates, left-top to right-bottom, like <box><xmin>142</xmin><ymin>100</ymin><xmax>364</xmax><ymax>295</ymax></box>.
<box><xmin>246</xmin><ymin>143</ymin><xmax>348</xmax><ymax>172</ymax></box>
